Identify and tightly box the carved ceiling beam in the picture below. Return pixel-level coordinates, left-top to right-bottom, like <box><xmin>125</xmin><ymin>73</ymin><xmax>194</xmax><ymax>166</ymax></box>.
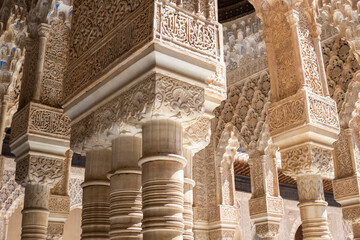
<box><xmin>249</xmin><ymin>0</ymin><xmax>340</xmax><ymax>238</ymax></box>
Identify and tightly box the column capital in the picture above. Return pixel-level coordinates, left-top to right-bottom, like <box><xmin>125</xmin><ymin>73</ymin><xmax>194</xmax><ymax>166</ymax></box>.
<box><xmin>183</xmin><ymin>116</ymin><xmax>211</xmax><ymax>154</ymax></box>
<box><xmin>37</xmin><ymin>23</ymin><xmax>51</xmax><ymax>38</ymax></box>
<box><xmin>15</xmin><ymin>155</ymin><xmax>64</xmax><ymax>187</ymax></box>
<box><xmin>72</xmin><ymin>74</ymin><xmax>207</xmax><ymax>153</ymax></box>
<box><xmin>249</xmin><ymin>195</ymin><xmax>283</xmax><ymax>219</ymax></box>
<box><xmin>281</xmin><ymin>143</ymin><xmax>334</xmax><ymax>179</ymax></box>
<box><xmin>254</xmin><ymin>222</ymin><xmax>280</xmax><ymax>240</ymax></box>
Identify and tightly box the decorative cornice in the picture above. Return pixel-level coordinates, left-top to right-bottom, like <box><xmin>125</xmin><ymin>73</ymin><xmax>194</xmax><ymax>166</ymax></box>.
<box><xmin>71</xmin><ymin>73</ymin><xmax>205</xmax><ymax>152</ymax></box>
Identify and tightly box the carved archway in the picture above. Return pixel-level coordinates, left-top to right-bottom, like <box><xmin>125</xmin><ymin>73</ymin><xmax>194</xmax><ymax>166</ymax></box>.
<box><xmin>295</xmin><ymin>225</ymin><xmax>303</xmax><ymax>240</ymax></box>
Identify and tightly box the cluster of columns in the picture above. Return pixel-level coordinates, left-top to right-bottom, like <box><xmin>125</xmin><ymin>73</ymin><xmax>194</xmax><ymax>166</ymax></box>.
<box><xmin>6</xmin><ymin>0</ymin><xmax>360</xmax><ymax>239</ymax></box>
<box><xmin>81</xmin><ymin>119</ymin><xmax>199</xmax><ymax>240</ymax></box>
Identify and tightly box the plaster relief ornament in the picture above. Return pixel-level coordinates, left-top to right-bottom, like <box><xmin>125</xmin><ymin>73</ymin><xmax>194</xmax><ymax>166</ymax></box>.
<box><xmin>247</xmin><ymin>0</ymin><xmax>340</xmax><ymax>238</ymax></box>
<box><xmin>71</xmin><ymin>74</ymin><xmax>205</xmax><ymax>152</ymax></box>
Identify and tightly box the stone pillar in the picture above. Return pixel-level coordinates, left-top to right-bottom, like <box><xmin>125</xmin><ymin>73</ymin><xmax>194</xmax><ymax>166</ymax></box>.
<box><xmin>109</xmin><ymin>135</ymin><xmax>142</xmax><ymax>239</ymax></box>
<box><xmin>333</xmin><ymin>128</ymin><xmax>360</xmax><ymax>239</ymax></box>
<box><xmin>8</xmin><ymin>3</ymin><xmax>71</xmax><ymax>240</ymax></box>
<box><xmin>296</xmin><ymin>174</ymin><xmax>330</xmax><ymax>239</ymax></box>
<box><xmin>15</xmin><ymin>156</ymin><xmax>65</xmax><ymax>240</ymax></box>
<box><xmin>248</xmin><ymin>0</ymin><xmax>340</xmax><ymax>239</ymax></box>
<box><xmin>81</xmin><ymin>149</ymin><xmax>112</xmax><ymax>240</ymax></box>
<box><xmin>183</xmin><ymin>148</ymin><xmax>195</xmax><ymax>240</ymax></box>
<box><xmin>248</xmin><ymin>153</ymin><xmax>283</xmax><ymax>240</ymax></box>
<box><xmin>47</xmin><ymin>150</ymin><xmax>72</xmax><ymax>240</ymax></box>
<box><xmin>280</xmin><ymin>145</ymin><xmax>335</xmax><ymax>240</ymax></box>
<box><xmin>22</xmin><ymin>183</ymin><xmax>50</xmax><ymax>239</ymax></box>
<box><xmin>139</xmin><ymin>119</ymin><xmax>186</xmax><ymax>240</ymax></box>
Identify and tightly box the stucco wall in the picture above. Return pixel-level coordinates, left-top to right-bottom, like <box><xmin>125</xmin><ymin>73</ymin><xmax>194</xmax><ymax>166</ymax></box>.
<box><xmin>234</xmin><ymin>191</ymin><xmax>352</xmax><ymax>240</ymax></box>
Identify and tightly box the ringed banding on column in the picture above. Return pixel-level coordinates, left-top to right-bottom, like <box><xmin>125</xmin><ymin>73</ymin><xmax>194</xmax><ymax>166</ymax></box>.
<box><xmin>65</xmin><ymin>1</ymin><xmax>226</xmax><ymax>239</ymax></box>
<box><xmin>109</xmin><ymin>135</ymin><xmax>142</xmax><ymax>239</ymax></box>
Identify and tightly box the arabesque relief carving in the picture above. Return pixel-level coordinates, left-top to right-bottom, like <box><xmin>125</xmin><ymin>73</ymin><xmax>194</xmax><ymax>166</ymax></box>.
<box><xmin>71</xmin><ymin>73</ymin><xmax>204</xmax><ymax>152</ymax></box>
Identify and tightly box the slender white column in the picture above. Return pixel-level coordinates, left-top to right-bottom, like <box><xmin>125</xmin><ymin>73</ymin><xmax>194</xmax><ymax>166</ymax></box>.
<box><xmin>109</xmin><ymin>136</ymin><xmax>142</xmax><ymax>239</ymax></box>
<box><xmin>139</xmin><ymin>119</ymin><xmax>186</xmax><ymax>240</ymax></box>
<box><xmin>297</xmin><ymin>174</ymin><xmax>331</xmax><ymax>239</ymax></box>
<box><xmin>81</xmin><ymin>149</ymin><xmax>111</xmax><ymax>240</ymax></box>
<box><xmin>183</xmin><ymin>148</ymin><xmax>195</xmax><ymax>240</ymax></box>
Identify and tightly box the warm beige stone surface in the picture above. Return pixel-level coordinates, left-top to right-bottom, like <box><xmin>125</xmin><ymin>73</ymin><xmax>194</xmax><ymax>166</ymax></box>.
<box><xmin>2</xmin><ymin>0</ymin><xmax>360</xmax><ymax>239</ymax></box>
<box><xmin>7</xmin><ymin>205</ymin><xmax>22</xmax><ymax>240</ymax></box>
<box><xmin>63</xmin><ymin>208</ymin><xmax>82</xmax><ymax>240</ymax></box>
<box><xmin>81</xmin><ymin>149</ymin><xmax>111</xmax><ymax>240</ymax></box>
<box><xmin>109</xmin><ymin>136</ymin><xmax>142</xmax><ymax>239</ymax></box>
<box><xmin>140</xmin><ymin>119</ymin><xmax>185</xmax><ymax>240</ymax></box>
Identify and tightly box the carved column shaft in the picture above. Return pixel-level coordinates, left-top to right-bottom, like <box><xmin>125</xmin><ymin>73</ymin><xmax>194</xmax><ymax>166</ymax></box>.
<box><xmin>109</xmin><ymin>136</ymin><xmax>142</xmax><ymax>239</ymax></box>
<box><xmin>296</xmin><ymin>174</ymin><xmax>330</xmax><ymax>239</ymax></box>
<box><xmin>0</xmin><ymin>95</ymin><xmax>9</xmax><ymax>139</ymax></box>
<box><xmin>183</xmin><ymin>148</ymin><xmax>195</xmax><ymax>240</ymax></box>
<box><xmin>0</xmin><ymin>216</ymin><xmax>8</xmax><ymax>240</ymax></box>
<box><xmin>81</xmin><ymin>149</ymin><xmax>111</xmax><ymax>240</ymax></box>
<box><xmin>248</xmin><ymin>154</ymin><xmax>283</xmax><ymax>240</ymax></box>
<box><xmin>140</xmin><ymin>119</ymin><xmax>185</xmax><ymax>240</ymax></box>
<box><xmin>22</xmin><ymin>183</ymin><xmax>50</xmax><ymax>240</ymax></box>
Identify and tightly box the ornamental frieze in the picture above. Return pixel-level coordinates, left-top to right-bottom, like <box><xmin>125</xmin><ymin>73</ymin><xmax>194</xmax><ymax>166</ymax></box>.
<box><xmin>70</xmin><ymin>0</ymin><xmax>144</xmax><ymax>61</ymax></box>
<box><xmin>49</xmin><ymin>195</ymin><xmax>71</xmax><ymax>214</ymax></box>
<box><xmin>308</xmin><ymin>92</ymin><xmax>340</xmax><ymax>130</ymax></box>
<box><xmin>333</xmin><ymin>176</ymin><xmax>360</xmax><ymax>200</ymax></box>
<box><xmin>267</xmin><ymin>93</ymin><xmax>306</xmax><ymax>135</ymax></box>
<box><xmin>65</xmin><ymin>1</ymin><xmax>221</xmax><ymax>102</ymax></box>
<box><xmin>268</xmin><ymin>90</ymin><xmax>340</xmax><ymax>136</ymax></box>
<box><xmin>249</xmin><ymin>196</ymin><xmax>283</xmax><ymax>216</ymax></box>
<box><xmin>281</xmin><ymin>144</ymin><xmax>334</xmax><ymax>178</ymax></box>
<box><xmin>11</xmin><ymin>102</ymin><xmax>71</xmax><ymax>142</ymax></box>
<box><xmin>71</xmin><ymin>73</ymin><xmax>204</xmax><ymax>152</ymax></box>
<box><xmin>15</xmin><ymin>155</ymin><xmax>64</xmax><ymax>186</ymax></box>
<box><xmin>155</xmin><ymin>2</ymin><xmax>220</xmax><ymax>60</ymax></box>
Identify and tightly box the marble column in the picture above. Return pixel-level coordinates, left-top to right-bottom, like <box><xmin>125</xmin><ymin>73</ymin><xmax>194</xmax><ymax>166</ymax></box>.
<box><xmin>13</xmin><ymin>155</ymin><xmax>66</xmax><ymax>240</ymax></box>
<box><xmin>248</xmin><ymin>153</ymin><xmax>283</xmax><ymax>240</ymax></box>
<box><xmin>22</xmin><ymin>183</ymin><xmax>50</xmax><ymax>239</ymax></box>
<box><xmin>81</xmin><ymin>149</ymin><xmax>112</xmax><ymax>240</ymax></box>
<box><xmin>296</xmin><ymin>174</ymin><xmax>330</xmax><ymax>239</ymax></box>
<box><xmin>109</xmin><ymin>135</ymin><xmax>142</xmax><ymax>239</ymax></box>
<box><xmin>139</xmin><ymin>119</ymin><xmax>186</xmax><ymax>240</ymax></box>
<box><xmin>183</xmin><ymin>148</ymin><xmax>195</xmax><ymax>240</ymax></box>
